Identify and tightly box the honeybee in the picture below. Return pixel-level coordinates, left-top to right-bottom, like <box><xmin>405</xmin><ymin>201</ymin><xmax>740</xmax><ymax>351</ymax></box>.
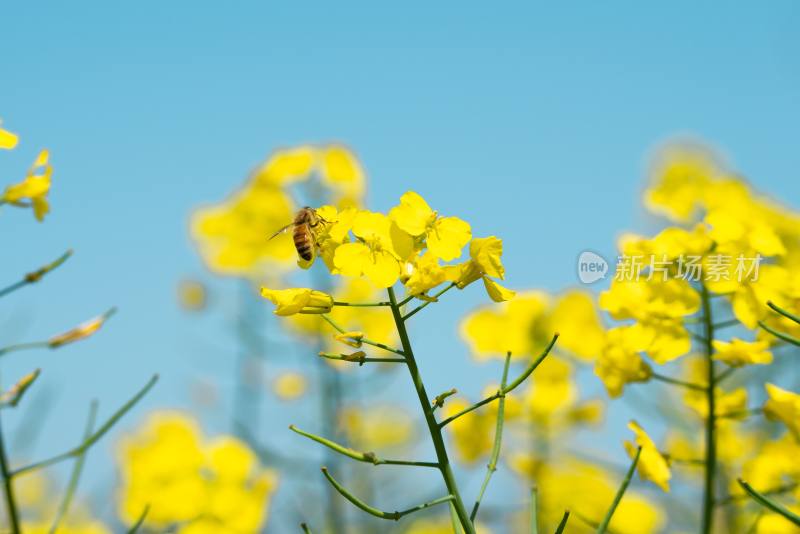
<box><xmin>269</xmin><ymin>207</ymin><xmax>327</xmax><ymax>261</ymax></box>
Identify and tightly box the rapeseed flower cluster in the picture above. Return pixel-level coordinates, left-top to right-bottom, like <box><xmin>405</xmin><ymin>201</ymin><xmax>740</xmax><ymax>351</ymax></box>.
<box><xmin>117</xmin><ymin>411</ymin><xmax>278</xmax><ymax>533</ymax></box>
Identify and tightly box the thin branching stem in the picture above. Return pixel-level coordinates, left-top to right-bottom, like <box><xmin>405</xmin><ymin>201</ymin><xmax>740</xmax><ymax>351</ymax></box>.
<box><xmin>321</xmin><ymin>467</ymin><xmax>453</xmax><ymax>520</ymax></box>
<box><xmin>470</xmin><ymin>352</ymin><xmax>512</xmax><ymax>521</ymax></box>
<box><xmin>700</xmin><ymin>283</ymin><xmax>717</xmax><ymax>534</ymax></box>
<box><xmin>717</xmin><ymin>482</ymin><xmax>798</xmax><ymax>505</ymax></box>
<box><xmin>758</xmin><ymin>321</ymin><xmax>800</xmax><ymax>347</ymax></box>
<box><xmin>737</xmin><ymin>479</ymin><xmax>800</xmax><ymax>527</ymax></box>
<box><xmin>332</xmin><ymin>301</ymin><xmax>391</xmax><ymax>307</ymax></box>
<box><xmin>767</xmin><ymin>300</ymin><xmax>800</xmax><ymax>325</ymax></box>
<box><xmin>0</xmin><ymin>413</ymin><xmax>20</xmax><ymax>534</ymax></box>
<box><xmin>321</xmin><ymin>314</ymin><xmax>405</xmax><ymax>356</ymax></box>
<box><xmin>714</xmin><ymin>366</ymin><xmax>737</xmax><ymax>385</ymax></box>
<box><xmin>712</xmin><ymin>318</ymin><xmax>740</xmax><ymax>330</ymax></box>
<box><xmin>49</xmin><ymin>401</ymin><xmax>98</xmax><ymax>534</ymax></box>
<box><xmin>554</xmin><ymin>511</ymin><xmax>571</xmax><ymax>534</ymax></box>
<box><xmin>402</xmin><ymin>282</ymin><xmax>457</xmax><ymax>321</ymax></box>
<box><xmin>0</xmin><ymin>249</ymin><xmax>73</xmax><ymax>299</ymax></box>
<box><xmin>300</xmin><ymin>523</ymin><xmax>312</xmax><ymax>534</ymax></box>
<box><xmin>530</xmin><ymin>486</ymin><xmax>538</xmax><ymax>534</ymax></box>
<box><xmin>318</xmin><ymin>352</ymin><xmax>406</xmax><ymax>365</ymax></box>
<box><xmin>650</xmin><ymin>372</ymin><xmax>707</xmax><ymax>392</ymax></box>
<box><xmin>387</xmin><ymin>286</ymin><xmax>476</xmax><ymax>534</ymax></box>
<box><xmin>596</xmin><ymin>447</ymin><xmax>641</xmax><ymax>534</ymax></box>
<box><xmin>12</xmin><ymin>375</ymin><xmax>158</xmax><ymax>477</ymax></box>
<box><xmin>0</xmin><ymin>341</ymin><xmax>50</xmax><ymax>358</ymax></box>
<box><xmin>289</xmin><ymin>425</ymin><xmax>439</xmax><ymax>468</ymax></box>
<box><xmin>126</xmin><ymin>504</ymin><xmax>150</xmax><ymax>533</ymax></box>
<box><xmin>439</xmin><ymin>334</ymin><xmax>558</xmax><ymax>428</ymax></box>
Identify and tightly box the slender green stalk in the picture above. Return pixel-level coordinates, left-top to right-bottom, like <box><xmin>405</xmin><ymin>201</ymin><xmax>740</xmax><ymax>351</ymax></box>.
<box><xmin>387</xmin><ymin>286</ymin><xmax>476</xmax><ymax>534</ymax></box>
<box><xmin>530</xmin><ymin>486</ymin><xmax>539</xmax><ymax>534</ymax></box>
<box><xmin>13</xmin><ymin>374</ymin><xmax>158</xmax><ymax>477</ymax></box>
<box><xmin>650</xmin><ymin>372</ymin><xmax>707</xmax><ymax>392</ymax></box>
<box><xmin>301</xmin><ymin>523</ymin><xmax>312</xmax><ymax>534</ymax></box>
<box><xmin>450</xmin><ymin>503</ymin><xmax>461</xmax><ymax>533</ymax></box>
<box><xmin>712</xmin><ymin>318</ymin><xmax>740</xmax><ymax>330</ymax></box>
<box><xmin>431</xmin><ymin>388</ymin><xmax>458</xmax><ymax>412</ymax></box>
<box><xmin>290</xmin><ymin>425</ymin><xmax>439</xmax><ymax>468</ymax></box>
<box><xmin>470</xmin><ymin>352</ymin><xmax>512</xmax><ymax>521</ymax></box>
<box><xmin>402</xmin><ymin>282</ymin><xmax>457</xmax><ymax>321</ymax></box>
<box><xmin>554</xmin><ymin>511</ymin><xmax>570</xmax><ymax>534</ymax></box>
<box><xmin>126</xmin><ymin>504</ymin><xmax>150</xmax><ymax>533</ymax></box>
<box><xmin>439</xmin><ymin>334</ymin><xmax>558</xmax><ymax>428</ymax></box>
<box><xmin>714</xmin><ymin>366</ymin><xmax>737</xmax><ymax>385</ymax></box>
<box><xmin>717</xmin><ymin>482</ymin><xmax>798</xmax><ymax>505</ymax></box>
<box><xmin>321</xmin><ymin>467</ymin><xmax>453</xmax><ymax>520</ymax></box>
<box><xmin>0</xmin><ymin>341</ymin><xmax>50</xmax><ymax>358</ymax></box>
<box><xmin>0</xmin><ymin>413</ymin><xmax>20</xmax><ymax>534</ymax></box>
<box><xmin>767</xmin><ymin>300</ymin><xmax>800</xmax><ymax>324</ymax></box>
<box><xmin>700</xmin><ymin>283</ymin><xmax>717</xmax><ymax>534</ymax></box>
<box><xmin>758</xmin><ymin>321</ymin><xmax>800</xmax><ymax>347</ymax></box>
<box><xmin>737</xmin><ymin>479</ymin><xmax>800</xmax><ymax>527</ymax></box>
<box><xmin>716</xmin><ymin>407</ymin><xmax>762</xmax><ymax>419</ymax></box>
<box><xmin>321</xmin><ymin>314</ymin><xmax>405</xmax><ymax>356</ymax></box>
<box><xmin>318</xmin><ymin>352</ymin><xmax>406</xmax><ymax>365</ymax></box>
<box><xmin>49</xmin><ymin>401</ymin><xmax>98</xmax><ymax>533</ymax></box>
<box><xmin>0</xmin><ymin>249</ymin><xmax>73</xmax><ymax>299</ymax></box>
<box><xmin>596</xmin><ymin>446</ymin><xmax>641</xmax><ymax>533</ymax></box>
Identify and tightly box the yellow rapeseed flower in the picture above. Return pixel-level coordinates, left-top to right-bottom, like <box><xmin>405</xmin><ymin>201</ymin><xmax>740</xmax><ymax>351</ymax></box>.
<box><xmin>595</xmin><ymin>326</ymin><xmax>652</xmax><ymax>398</ymax></box>
<box><xmin>712</xmin><ymin>338</ymin><xmax>772</xmax><ymax>367</ymax></box>
<box><xmin>0</xmin><ymin>119</ymin><xmax>19</xmax><ymax>149</ymax></box>
<box><xmin>764</xmin><ymin>383</ymin><xmax>800</xmax><ymax>439</ymax></box>
<box><xmin>625</xmin><ymin>420</ymin><xmax>671</xmax><ymax>492</ymax></box>
<box><xmin>447</xmin><ymin>236</ymin><xmax>514</xmax><ymax>302</ymax></box>
<box><xmin>389</xmin><ymin>191</ymin><xmax>471</xmax><ymax>261</ymax></box>
<box><xmin>2</xmin><ymin>149</ymin><xmax>52</xmax><ymax>221</ymax></box>
<box><xmin>333</xmin><ymin>211</ymin><xmax>407</xmax><ymax>287</ymax></box>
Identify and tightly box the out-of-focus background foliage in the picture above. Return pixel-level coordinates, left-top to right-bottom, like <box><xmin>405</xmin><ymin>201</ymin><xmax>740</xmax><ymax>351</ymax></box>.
<box><xmin>1</xmin><ymin>2</ymin><xmax>799</xmax><ymax>532</ymax></box>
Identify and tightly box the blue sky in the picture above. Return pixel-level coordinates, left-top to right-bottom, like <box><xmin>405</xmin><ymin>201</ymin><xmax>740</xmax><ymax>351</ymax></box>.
<box><xmin>1</xmin><ymin>1</ymin><xmax>798</xmax><ymax>528</ymax></box>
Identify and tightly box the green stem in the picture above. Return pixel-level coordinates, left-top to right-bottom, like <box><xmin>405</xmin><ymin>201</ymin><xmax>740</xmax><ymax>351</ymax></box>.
<box><xmin>0</xmin><ymin>412</ymin><xmax>20</xmax><ymax>534</ymax></box>
<box><xmin>758</xmin><ymin>321</ymin><xmax>800</xmax><ymax>347</ymax></box>
<box><xmin>387</xmin><ymin>286</ymin><xmax>476</xmax><ymax>534</ymax></box>
<box><xmin>402</xmin><ymin>282</ymin><xmax>457</xmax><ymax>321</ymax></box>
<box><xmin>530</xmin><ymin>486</ymin><xmax>539</xmax><ymax>534</ymax></box>
<box><xmin>650</xmin><ymin>372</ymin><xmax>707</xmax><ymax>392</ymax></box>
<box><xmin>737</xmin><ymin>479</ymin><xmax>800</xmax><ymax>527</ymax></box>
<box><xmin>13</xmin><ymin>375</ymin><xmax>158</xmax><ymax>477</ymax></box>
<box><xmin>470</xmin><ymin>352</ymin><xmax>511</xmax><ymax>521</ymax></box>
<box><xmin>289</xmin><ymin>425</ymin><xmax>439</xmax><ymax>468</ymax></box>
<box><xmin>126</xmin><ymin>504</ymin><xmax>150</xmax><ymax>533</ymax></box>
<box><xmin>332</xmin><ymin>301</ymin><xmax>391</xmax><ymax>307</ymax></box>
<box><xmin>596</xmin><ymin>446</ymin><xmax>641</xmax><ymax>534</ymax></box>
<box><xmin>712</xmin><ymin>319</ymin><xmax>740</xmax><ymax>330</ymax></box>
<box><xmin>700</xmin><ymin>283</ymin><xmax>716</xmax><ymax>534</ymax></box>
<box><xmin>0</xmin><ymin>341</ymin><xmax>50</xmax><ymax>358</ymax></box>
<box><xmin>0</xmin><ymin>249</ymin><xmax>73</xmax><ymax>299</ymax></box>
<box><xmin>321</xmin><ymin>467</ymin><xmax>453</xmax><ymax>520</ymax></box>
<box><xmin>49</xmin><ymin>401</ymin><xmax>98</xmax><ymax>533</ymax></box>
<box><xmin>301</xmin><ymin>522</ymin><xmax>312</xmax><ymax>534</ymax></box>
<box><xmin>438</xmin><ymin>335</ymin><xmax>558</xmax><ymax>428</ymax></box>
<box><xmin>717</xmin><ymin>482</ymin><xmax>798</xmax><ymax>506</ymax></box>
<box><xmin>554</xmin><ymin>511</ymin><xmax>571</xmax><ymax>534</ymax></box>
<box><xmin>317</xmin><ymin>352</ymin><xmax>406</xmax><ymax>365</ymax></box>
<box><xmin>767</xmin><ymin>301</ymin><xmax>800</xmax><ymax>325</ymax></box>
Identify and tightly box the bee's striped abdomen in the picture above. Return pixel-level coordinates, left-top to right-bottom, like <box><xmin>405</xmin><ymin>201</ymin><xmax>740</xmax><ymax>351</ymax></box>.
<box><xmin>293</xmin><ymin>225</ymin><xmax>313</xmax><ymax>261</ymax></box>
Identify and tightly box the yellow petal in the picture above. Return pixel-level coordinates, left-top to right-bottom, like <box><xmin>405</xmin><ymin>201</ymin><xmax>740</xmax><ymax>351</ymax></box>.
<box><xmin>389</xmin><ymin>191</ymin><xmax>435</xmax><ymax>236</ymax></box>
<box><xmin>427</xmin><ymin>216</ymin><xmax>471</xmax><ymax>261</ymax></box>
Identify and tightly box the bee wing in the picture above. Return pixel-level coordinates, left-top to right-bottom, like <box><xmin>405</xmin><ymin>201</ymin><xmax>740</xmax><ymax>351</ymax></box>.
<box><xmin>268</xmin><ymin>223</ymin><xmax>295</xmax><ymax>240</ymax></box>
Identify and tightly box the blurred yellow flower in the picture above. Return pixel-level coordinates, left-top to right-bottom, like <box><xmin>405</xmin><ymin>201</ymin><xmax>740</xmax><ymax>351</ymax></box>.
<box><xmin>685</xmin><ymin>386</ymin><xmax>747</xmax><ymax>420</ymax></box>
<box><xmin>2</xmin><ymin>149</ymin><xmax>52</xmax><ymax>221</ymax></box>
<box><xmin>177</xmin><ymin>278</ymin><xmax>207</xmax><ymax>311</ymax></box>
<box><xmin>0</xmin><ymin>119</ymin><xmax>18</xmax><ymax>149</ymax></box>
<box><xmin>548</xmin><ymin>290</ymin><xmax>606</xmax><ymax>362</ymax></box>
<box><xmin>523</xmin><ymin>356</ymin><xmax>576</xmax><ymax>421</ymax></box>
<box><xmin>260</xmin><ymin>287</ymin><xmax>333</xmax><ymax>316</ymax></box>
<box><xmin>339</xmin><ymin>405</ymin><xmax>413</xmax><ymax>451</ymax></box>
<box><xmin>23</xmin><ymin>520</ymin><xmax>110</xmax><ymax>534</ymax></box>
<box><xmin>595</xmin><ymin>326</ymin><xmax>652</xmax><ymax>398</ymax></box>
<box><xmin>644</xmin><ymin>146</ymin><xmax>717</xmax><ymax>223</ymax></box>
<box><xmin>118</xmin><ymin>411</ymin><xmax>278</xmax><ymax>532</ymax></box>
<box><xmin>625</xmin><ymin>420</ymin><xmax>671</xmax><ymax>492</ymax></box>
<box><xmin>764</xmin><ymin>383</ymin><xmax>800</xmax><ymax>439</ymax></box>
<box><xmin>711</xmin><ymin>338</ymin><xmax>772</xmax><ymax>367</ymax></box>
<box><xmin>272</xmin><ymin>371</ymin><xmax>307</xmax><ymax>400</ymax></box>
<box><xmin>442</xmin><ymin>397</ymin><xmax>493</xmax><ymax>464</ymax></box>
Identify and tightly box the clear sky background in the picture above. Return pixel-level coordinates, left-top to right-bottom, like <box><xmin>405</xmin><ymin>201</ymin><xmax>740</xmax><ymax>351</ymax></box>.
<box><xmin>1</xmin><ymin>1</ymin><xmax>798</xmax><ymax>530</ymax></box>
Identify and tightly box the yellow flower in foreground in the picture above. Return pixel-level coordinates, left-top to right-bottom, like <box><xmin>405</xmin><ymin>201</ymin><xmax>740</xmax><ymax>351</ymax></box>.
<box><xmin>389</xmin><ymin>191</ymin><xmax>471</xmax><ymax>261</ymax></box>
<box><xmin>712</xmin><ymin>338</ymin><xmax>772</xmax><ymax>367</ymax></box>
<box><xmin>49</xmin><ymin>308</ymin><xmax>115</xmax><ymax>348</ymax></box>
<box><xmin>625</xmin><ymin>420</ymin><xmax>671</xmax><ymax>492</ymax></box>
<box><xmin>764</xmin><ymin>383</ymin><xmax>800</xmax><ymax>438</ymax></box>
<box><xmin>272</xmin><ymin>372</ymin><xmax>307</xmax><ymax>400</ymax></box>
<box><xmin>2</xmin><ymin>149</ymin><xmax>53</xmax><ymax>221</ymax></box>
<box><xmin>442</xmin><ymin>397</ymin><xmax>493</xmax><ymax>463</ymax></box>
<box><xmin>260</xmin><ymin>287</ymin><xmax>333</xmax><ymax>316</ymax></box>
<box><xmin>595</xmin><ymin>326</ymin><xmax>652</xmax><ymax>398</ymax></box>
<box><xmin>118</xmin><ymin>411</ymin><xmax>278</xmax><ymax>532</ymax></box>
<box><xmin>333</xmin><ymin>211</ymin><xmax>407</xmax><ymax>287</ymax></box>
<box><xmin>448</xmin><ymin>236</ymin><xmax>514</xmax><ymax>302</ymax></box>
<box><xmin>0</xmin><ymin>120</ymin><xmax>19</xmax><ymax>149</ymax></box>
